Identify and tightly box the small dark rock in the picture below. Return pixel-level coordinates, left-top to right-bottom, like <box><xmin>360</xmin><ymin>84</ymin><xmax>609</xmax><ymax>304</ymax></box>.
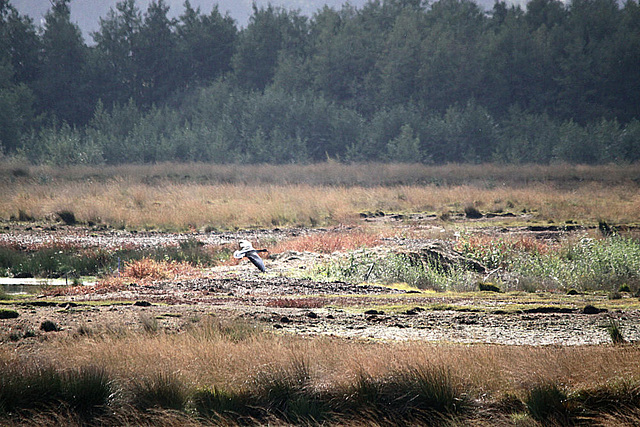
<box><xmin>56</xmin><ymin>210</ymin><xmax>77</xmax><ymax>225</ymax></box>
<box><xmin>306</xmin><ymin>312</ymin><xmax>319</xmax><ymax>319</ymax></box>
<box><xmin>134</xmin><ymin>301</ymin><xmax>152</xmax><ymax>307</ymax></box>
<box><xmin>326</xmin><ymin>314</ymin><xmax>335</xmax><ymax>319</ymax></box>
<box><xmin>479</xmin><ymin>282</ymin><xmax>501</xmax><ymax>292</ymax></box>
<box><xmin>524</xmin><ymin>307</ymin><xmax>575</xmax><ymax>314</ymax></box>
<box><xmin>583</xmin><ymin>305</ymin><xmax>607</xmax><ymax>314</ymax></box>
<box><xmin>25</xmin><ymin>301</ymin><xmax>58</xmax><ymax>307</ymax></box>
<box><xmin>273</xmin><ymin>324</ymin><xmax>283</xmax><ymax>329</ymax></box>
<box><xmin>280</xmin><ymin>316</ymin><xmax>292</xmax><ymax>323</ymax></box>
<box><xmin>40</xmin><ymin>320</ymin><xmax>60</xmax><ymax>332</ymax></box>
<box><xmin>364</xmin><ymin>309</ymin><xmax>383</xmax><ymax>315</ymax></box>
<box><xmin>567</xmin><ymin>289</ymin><xmax>580</xmax><ymax>295</ymax></box>
<box><xmin>58</xmin><ymin>302</ymin><xmax>78</xmax><ymax>308</ymax></box>
<box><xmin>464</xmin><ymin>206</ymin><xmax>483</xmax><ymax>219</ymax></box>
<box><xmin>0</xmin><ymin>309</ymin><xmax>19</xmax><ymax>319</ymax></box>
<box><xmin>14</xmin><ymin>272</ymin><xmax>34</xmax><ymax>279</ymax></box>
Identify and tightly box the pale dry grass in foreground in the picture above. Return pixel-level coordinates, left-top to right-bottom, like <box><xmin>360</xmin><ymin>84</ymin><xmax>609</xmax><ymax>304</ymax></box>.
<box><xmin>2</xmin><ymin>180</ymin><xmax>639</xmax><ymax>230</ymax></box>
<box><xmin>9</xmin><ymin>321</ymin><xmax>639</xmax><ymax>399</ymax></box>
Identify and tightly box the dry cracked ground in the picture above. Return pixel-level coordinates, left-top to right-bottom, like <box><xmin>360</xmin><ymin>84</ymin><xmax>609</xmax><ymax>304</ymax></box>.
<box><xmin>2</xmin><ymin>223</ymin><xmax>639</xmax><ymax>346</ymax></box>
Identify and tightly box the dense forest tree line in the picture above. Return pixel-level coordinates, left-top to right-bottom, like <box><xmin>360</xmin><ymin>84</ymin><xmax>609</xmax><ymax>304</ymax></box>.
<box><xmin>1</xmin><ymin>0</ymin><xmax>640</xmax><ymax>165</ymax></box>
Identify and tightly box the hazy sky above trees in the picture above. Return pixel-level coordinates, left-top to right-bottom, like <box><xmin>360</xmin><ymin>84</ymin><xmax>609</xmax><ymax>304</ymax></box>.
<box><xmin>12</xmin><ymin>1</ymin><xmax>364</xmax><ymax>36</ymax></box>
<box><xmin>12</xmin><ymin>0</ymin><xmax>503</xmax><ymax>38</ymax></box>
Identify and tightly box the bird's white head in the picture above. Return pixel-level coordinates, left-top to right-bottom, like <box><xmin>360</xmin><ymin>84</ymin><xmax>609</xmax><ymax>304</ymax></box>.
<box><xmin>238</xmin><ymin>239</ymin><xmax>254</xmax><ymax>251</ymax></box>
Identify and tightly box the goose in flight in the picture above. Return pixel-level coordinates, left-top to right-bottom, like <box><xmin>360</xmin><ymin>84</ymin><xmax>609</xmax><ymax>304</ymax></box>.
<box><xmin>233</xmin><ymin>239</ymin><xmax>268</xmax><ymax>272</ymax></box>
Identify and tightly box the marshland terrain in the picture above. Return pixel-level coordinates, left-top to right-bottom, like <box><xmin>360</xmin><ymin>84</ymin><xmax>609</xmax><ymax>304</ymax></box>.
<box><xmin>1</xmin><ymin>163</ymin><xmax>640</xmax><ymax>425</ymax></box>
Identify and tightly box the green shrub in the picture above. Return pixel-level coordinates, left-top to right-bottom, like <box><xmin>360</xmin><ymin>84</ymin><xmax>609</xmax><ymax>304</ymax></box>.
<box><xmin>312</xmin><ymin>251</ymin><xmax>477</xmax><ymax>292</ymax></box>
<box><xmin>464</xmin><ymin>205</ymin><xmax>483</xmax><ymax>219</ymax></box>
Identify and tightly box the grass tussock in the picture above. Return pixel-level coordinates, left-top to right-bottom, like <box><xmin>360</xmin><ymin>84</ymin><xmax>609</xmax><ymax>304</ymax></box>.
<box><xmin>2</xmin><ymin>318</ymin><xmax>640</xmax><ymax>424</ymax></box>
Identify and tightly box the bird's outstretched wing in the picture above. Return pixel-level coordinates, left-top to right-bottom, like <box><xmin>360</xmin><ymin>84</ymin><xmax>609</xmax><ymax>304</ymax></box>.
<box><xmin>245</xmin><ymin>251</ymin><xmax>266</xmax><ymax>272</ymax></box>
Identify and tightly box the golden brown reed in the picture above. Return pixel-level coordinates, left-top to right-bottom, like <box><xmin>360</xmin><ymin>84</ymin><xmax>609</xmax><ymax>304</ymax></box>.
<box><xmin>2</xmin><ymin>163</ymin><xmax>640</xmax><ymax>230</ymax></box>
<box><xmin>3</xmin><ymin>162</ymin><xmax>640</xmax><ymax>187</ymax></box>
<box><xmin>3</xmin><ymin>180</ymin><xmax>640</xmax><ymax>231</ymax></box>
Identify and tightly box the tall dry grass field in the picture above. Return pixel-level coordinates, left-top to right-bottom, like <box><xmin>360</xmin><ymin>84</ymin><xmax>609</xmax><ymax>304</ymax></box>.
<box><xmin>4</xmin><ymin>321</ymin><xmax>639</xmax><ymax>400</ymax></box>
<box><xmin>2</xmin><ymin>163</ymin><xmax>640</xmax><ymax>230</ymax></box>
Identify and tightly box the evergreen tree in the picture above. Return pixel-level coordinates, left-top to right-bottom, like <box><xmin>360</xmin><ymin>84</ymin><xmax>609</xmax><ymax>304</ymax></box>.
<box><xmin>135</xmin><ymin>0</ymin><xmax>178</xmax><ymax>105</ymax></box>
<box><xmin>176</xmin><ymin>1</ymin><xmax>237</xmax><ymax>85</ymax></box>
<box><xmin>36</xmin><ymin>0</ymin><xmax>90</xmax><ymax>124</ymax></box>
<box><xmin>232</xmin><ymin>5</ymin><xmax>308</xmax><ymax>90</ymax></box>
<box><xmin>92</xmin><ymin>0</ymin><xmax>142</xmax><ymax>104</ymax></box>
<box><xmin>0</xmin><ymin>1</ymin><xmax>37</xmax><ymax>152</ymax></box>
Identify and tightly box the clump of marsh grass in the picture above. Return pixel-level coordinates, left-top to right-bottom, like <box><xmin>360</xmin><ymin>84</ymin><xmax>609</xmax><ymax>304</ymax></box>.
<box><xmin>188</xmin><ymin>316</ymin><xmax>260</xmax><ymax>343</ymax></box>
<box><xmin>525</xmin><ymin>382</ymin><xmax>569</xmax><ymax>423</ymax></box>
<box><xmin>139</xmin><ymin>313</ymin><xmax>159</xmax><ymax>334</ymax></box>
<box><xmin>190</xmin><ymin>386</ymin><xmax>250</xmax><ymax>420</ymax></box>
<box><xmin>129</xmin><ymin>373</ymin><xmax>188</xmax><ymax>411</ymax></box>
<box><xmin>607</xmin><ymin>319</ymin><xmax>626</xmax><ymax>345</ymax></box>
<box><xmin>572</xmin><ymin>380</ymin><xmax>640</xmax><ymax>417</ymax></box>
<box><xmin>249</xmin><ymin>359</ymin><xmax>327</xmax><ymax>423</ymax></box>
<box><xmin>0</xmin><ymin>364</ymin><xmax>114</xmax><ymax>417</ymax></box>
<box><xmin>336</xmin><ymin>365</ymin><xmax>469</xmax><ymax>422</ymax></box>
